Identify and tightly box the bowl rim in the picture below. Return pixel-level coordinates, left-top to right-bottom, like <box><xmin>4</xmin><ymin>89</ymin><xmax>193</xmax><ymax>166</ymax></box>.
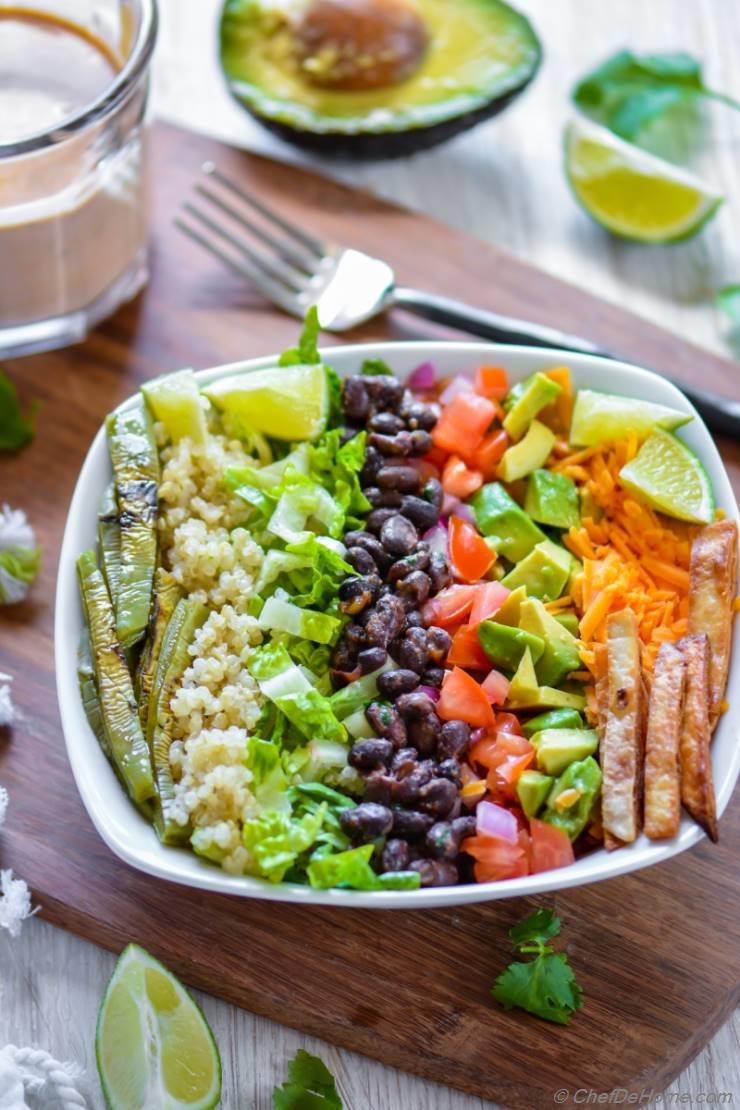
<box><xmin>55</xmin><ymin>340</ymin><xmax>740</xmax><ymax>909</ymax></box>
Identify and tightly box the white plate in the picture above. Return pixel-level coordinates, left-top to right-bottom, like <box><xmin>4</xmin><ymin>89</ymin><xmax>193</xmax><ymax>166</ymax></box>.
<box><xmin>55</xmin><ymin>342</ymin><xmax>740</xmax><ymax>908</ymax></box>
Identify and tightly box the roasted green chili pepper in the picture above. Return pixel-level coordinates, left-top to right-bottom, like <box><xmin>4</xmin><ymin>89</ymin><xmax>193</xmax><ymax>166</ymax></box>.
<box><xmin>97</xmin><ymin>482</ymin><xmax>122</xmax><ymax>606</ymax></box>
<box><xmin>135</xmin><ymin>568</ymin><xmax>183</xmax><ymax>729</ymax></box>
<box><xmin>77</xmin><ymin>625</ymin><xmax>108</xmax><ymax>755</ymax></box>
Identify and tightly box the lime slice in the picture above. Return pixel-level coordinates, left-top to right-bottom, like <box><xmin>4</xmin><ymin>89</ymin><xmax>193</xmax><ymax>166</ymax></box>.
<box><xmin>570</xmin><ymin>388</ymin><xmax>692</xmax><ymax>446</ymax></box>
<box><xmin>619</xmin><ymin>429</ymin><xmax>714</xmax><ymax>524</ymax></box>
<box><xmin>205</xmin><ymin>363</ymin><xmax>329</xmax><ymax>441</ymax></box>
<box><xmin>565</xmin><ymin>117</ymin><xmax>723</xmax><ymax>243</ymax></box>
<box><xmin>142</xmin><ymin>369</ymin><xmax>209</xmax><ymax>444</ymax></box>
<box><xmin>96</xmin><ymin>943</ymin><xmax>221</xmax><ymax>1110</ymax></box>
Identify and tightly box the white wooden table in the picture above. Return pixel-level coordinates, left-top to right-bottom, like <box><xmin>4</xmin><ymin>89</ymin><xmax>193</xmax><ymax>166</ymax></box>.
<box><xmin>2</xmin><ymin>1</ymin><xmax>739</xmax><ymax>1106</ymax></box>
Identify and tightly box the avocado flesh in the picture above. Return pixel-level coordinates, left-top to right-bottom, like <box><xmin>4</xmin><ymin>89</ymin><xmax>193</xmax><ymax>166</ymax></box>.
<box><xmin>542</xmin><ymin>756</ymin><xmax>602</xmax><ymax>841</ymax></box>
<box><xmin>220</xmin><ymin>0</ymin><xmax>542</xmax><ymax>155</ymax></box>
<box><xmin>477</xmin><ymin>620</ymin><xmax>545</xmax><ymax>671</ymax></box>
<box><xmin>516</xmin><ymin>770</ymin><xmax>553</xmax><ymax>818</ymax></box>
<box><xmin>501</xmin><ymin>539</ymin><xmax>573</xmax><ymax>601</ymax></box>
<box><xmin>503</xmin><ymin>373</ymin><xmax>561</xmax><ymax>441</ymax></box>
<box><xmin>524</xmin><ymin>469</ymin><xmax>580</xmax><ymax>530</ymax></box>
<box><xmin>554</xmin><ymin>612</ymin><xmax>580</xmax><ymax>636</ymax></box>
<box><xmin>532</xmin><ymin>727</ymin><xmax>598</xmax><ymax>776</ymax></box>
<box><xmin>522</xmin><ymin>707</ymin><xmax>584</xmax><ymax>737</ymax></box>
<box><xmin>498</xmin><ymin>420</ymin><xmax>556</xmax><ymax>482</ymax></box>
<box><xmin>518</xmin><ymin>597</ymin><xmax>581</xmax><ymax>686</ymax></box>
<box><xmin>471</xmin><ymin>483</ymin><xmax>546</xmax><ymax>563</ymax></box>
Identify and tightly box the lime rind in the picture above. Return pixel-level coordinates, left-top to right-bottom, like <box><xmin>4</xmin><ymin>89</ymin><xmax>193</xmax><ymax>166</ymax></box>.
<box><xmin>569</xmin><ymin>389</ymin><xmax>692</xmax><ymax>447</ymax></box>
<box><xmin>565</xmin><ymin>117</ymin><xmax>724</xmax><ymax>244</ymax></box>
<box><xmin>142</xmin><ymin>369</ymin><xmax>209</xmax><ymax>445</ymax></box>
<box><xmin>97</xmin><ymin>943</ymin><xmax>222</xmax><ymax>1110</ymax></box>
<box><xmin>618</xmin><ymin>429</ymin><xmax>714</xmax><ymax>524</ymax></box>
<box><xmin>205</xmin><ymin>363</ymin><xmax>329</xmax><ymax>441</ymax></box>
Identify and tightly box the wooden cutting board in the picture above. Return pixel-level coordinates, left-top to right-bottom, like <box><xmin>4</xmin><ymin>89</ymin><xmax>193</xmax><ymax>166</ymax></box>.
<box><xmin>1</xmin><ymin>122</ymin><xmax>738</xmax><ymax>1109</ymax></box>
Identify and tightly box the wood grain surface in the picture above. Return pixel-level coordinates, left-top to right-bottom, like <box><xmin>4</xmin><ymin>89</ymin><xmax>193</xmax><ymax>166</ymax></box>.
<box><xmin>0</xmin><ymin>122</ymin><xmax>738</xmax><ymax>1109</ymax></box>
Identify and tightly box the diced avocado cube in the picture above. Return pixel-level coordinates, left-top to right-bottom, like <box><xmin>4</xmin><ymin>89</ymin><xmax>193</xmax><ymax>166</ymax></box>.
<box><xmin>524</xmin><ymin>469</ymin><xmax>580</xmax><ymax>530</ymax></box>
<box><xmin>501</xmin><ymin>539</ymin><xmax>573</xmax><ymax>601</ymax></box>
<box><xmin>534</xmin><ymin>686</ymin><xmax>586</xmax><ymax>710</ymax></box>
<box><xmin>554</xmin><ymin>612</ymin><xmax>580</xmax><ymax>636</ymax></box>
<box><xmin>518</xmin><ymin>598</ymin><xmax>582</xmax><ymax>687</ymax></box>
<box><xmin>503</xmin><ymin>373</ymin><xmax>562</xmax><ymax>441</ymax></box>
<box><xmin>471</xmin><ymin>483</ymin><xmax>546</xmax><ymax>563</ymax></box>
<box><xmin>492</xmin><ymin>585</ymin><xmax>527</xmax><ymax>626</ymax></box>
<box><xmin>507</xmin><ymin>647</ymin><xmax>539</xmax><ymax>706</ymax></box>
<box><xmin>516</xmin><ymin>770</ymin><xmax>554</xmax><ymax>819</ymax></box>
<box><xmin>498</xmin><ymin>421</ymin><xmax>556</xmax><ymax>483</ymax></box>
<box><xmin>542</xmin><ymin>756</ymin><xmax>602</xmax><ymax>841</ymax></box>
<box><xmin>477</xmin><ymin>621</ymin><xmax>545</xmax><ymax>672</ymax></box>
<box><xmin>579</xmin><ymin>485</ymin><xmax>602</xmax><ymax>523</ymax></box>
<box><xmin>533</xmin><ymin>728</ymin><xmax>598</xmax><ymax>776</ymax></box>
<box><xmin>522</xmin><ymin>708</ymin><xmax>584</xmax><ymax>737</ymax></box>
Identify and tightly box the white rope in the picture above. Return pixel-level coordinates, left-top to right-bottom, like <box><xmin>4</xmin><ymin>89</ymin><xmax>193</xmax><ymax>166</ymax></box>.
<box><xmin>0</xmin><ymin>1046</ymin><xmax>87</xmax><ymax>1110</ymax></box>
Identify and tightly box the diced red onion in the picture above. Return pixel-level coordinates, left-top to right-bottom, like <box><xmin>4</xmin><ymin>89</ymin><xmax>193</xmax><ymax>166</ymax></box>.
<box><xmin>442</xmin><ymin>493</ymin><xmax>475</xmax><ymax>523</ymax></box>
<box><xmin>422</xmin><ymin>521</ymin><xmax>448</xmax><ymax>557</ymax></box>
<box><xmin>407</xmin><ymin>361</ymin><xmax>436</xmax><ymax>391</ymax></box>
<box><xmin>470</xmin><ymin>727</ymin><xmax>489</xmax><ymax>744</ymax></box>
<box><xmin>417</xmin><ymin>685</ymin><xmax>441</xmax><ymax>703</ymax></box>
<box><xmin>476</xmin><ymin>801</ymin><xmax>519</xmax><ymax>844</ymax></box>
<box><xmin>439</xmin><ymin>376</ymin><xmax>474</xmax><ymax>406</ymax></box>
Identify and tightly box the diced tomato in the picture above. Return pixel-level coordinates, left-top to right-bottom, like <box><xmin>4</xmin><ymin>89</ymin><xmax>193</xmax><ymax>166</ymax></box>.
<box><xmin>447</xmin><ymin>624</ymin><xmax>491</xmax><ymax>670</ymax></box>
<box><xmin>481</xmin><ymin>668</ymin><xmax>511</xmax><ymax>706</ymax></box>
<box><xmin>471</xmin><ymin>429</ymin><xmax>510</xmax><ymax>480</ymax></box>
<box><xmin>469</xmin><ymin>730</ymin><xmax>531</xmax><ymax>772</ymax></box>
<box><xmin>529</xmin><ymin>818</ymin><xmax>575</xmax><ymax>874</ymax></box>
<box><xmin>449</xmin><ymin>516</ymin><xmax>495</xmax><ymax>582</ymax></box>
<box><xmin>469</xmin><ymin>581</ymin><xmax>510</xmax><ymax>627</ymax></box>
<box><xmin>463</xmin><ymin>830</ymin><xmax>529</xmax><ymax>881</ymax></box>
<box><xmin>494</xmin><ymin>711</ymin><xmax>524</xmax><ymax>737</ymax></box>
<box><xmin>474</xmin><ymin>365</ymin><xmax>509</xmax><ymax>401</ymax></box>
<box><xmin>432</xmin><ymin>392</ymin><xmax>497</xmax><ymax>455</ymax></box>
<box><xmin>421</xmin><ymin>584</ymin><xmax>478</xmax><ymax>628</ymax></box>
<box><xmin>438</xmin><ymin>666</ymin><xmax>495</xmax><ymax>729</ymax></box>
<box><xmin>493</xmin><ymin>750</ymin><xmax>535</xmax><ymax>785</ymax></box>
<box><xmin>407</xmin><ymin>456</ymin><xmax>440</xmax><ymax>483</ymax></box>
<box><xmin>424</xmin><ymin>446</ymin><xmax>449</xmax><ymax>472</ymax></box>
<box><xmin>441</xmin><ymin>456</ymin><xmax>484</xmax><ymax>500</ymax></box>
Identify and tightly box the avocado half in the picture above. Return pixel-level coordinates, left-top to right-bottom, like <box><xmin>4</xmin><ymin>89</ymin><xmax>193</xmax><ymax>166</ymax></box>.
<box><xmin>219</xmin><ymin>0</ymin><xmax>542</xmax><ymax>159</ymax></box>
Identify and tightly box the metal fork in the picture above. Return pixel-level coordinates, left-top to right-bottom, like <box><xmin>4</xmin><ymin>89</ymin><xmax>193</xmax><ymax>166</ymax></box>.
<box><xmin>176</xmin><ymin>163</ymin><xmax>740</xmax><ymax>439</ymax></box>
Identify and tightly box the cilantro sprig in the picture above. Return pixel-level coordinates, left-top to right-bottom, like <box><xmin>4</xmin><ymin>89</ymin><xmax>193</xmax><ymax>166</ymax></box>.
<box><xmin>0</xmin><ymin>371</ymin><xmax>36</xmax><ymax>453</ymax></box>
<box><xmin>273</xmin><ymin>1049</ymin><xmax>342</xmax><ymax>1109</ymax></box>
<box><xmin>493</xmin><ymin>909</ymin><xmax>583</xmax><ymax>1025</ymax></box>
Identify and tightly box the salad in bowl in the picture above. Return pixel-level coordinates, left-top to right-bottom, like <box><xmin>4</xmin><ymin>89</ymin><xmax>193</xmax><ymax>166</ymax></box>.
<box><xmin>56</xmin><ymin>317</ymin><xmax>739</xmax><ymax>906</ymax></box>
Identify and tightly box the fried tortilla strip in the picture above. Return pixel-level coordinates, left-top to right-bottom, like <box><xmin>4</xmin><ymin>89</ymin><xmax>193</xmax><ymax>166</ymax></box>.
<box><xmin>602</xmin><ymin>609</ymin><xmax>645</xmax><ymax>848</ymax></box>
<box><xmin>644</xmin><ymin>641</ymin><xmax>685</xmax><ymax>840</ymax></box>
<box><xmin>687</xmin><ymin>519</ymin><xmax>738</xmax><ymax>729</ymax></box>
<box><xmin>678</xmin><ymin>633</ymin><xmax>718</xmax><ymax>842</ymax></box>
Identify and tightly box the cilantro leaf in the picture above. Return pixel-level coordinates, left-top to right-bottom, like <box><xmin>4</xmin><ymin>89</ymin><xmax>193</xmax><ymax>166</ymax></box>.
<box><xmin>0</xmin><ymin>372</ymin><xmax>36</xmax><ymax>453</ymax></box>
<box><xmin>493</xmin><ymin>953</ymin><xmax>584</xmax><ymax>1026</ymax></box>
<box><xmin>508</xmin><ymin>908</ymin><xmax>561</xmax><ymax>948</ymax></box>
<box><xmin>493</xmin><ymin>907</ymin><xmax>583</xmax><ymax>1025</ymax></box>
<box><xmin>273</xmin><ymin>1050</ymin><xmax>342</xmax><ymax>1109</ymax></box>
<box><xmin>280</xmin><ymin>307</ymin><xmax>321</xmax><ymax>366</ymax></box>
<box><xmin>573</xmin><ymin>49</ymin><xmax>740</xmax><ymax>141</ymax></box>
<box><xmin>716</xmin><ymin>284</ymin><xmax>740</xmax><ymax>326</ymax></box>
<box><xmin>360</xmin><ymin>358</ymin><xmax>393</xmax><ymax>377</ymax></box>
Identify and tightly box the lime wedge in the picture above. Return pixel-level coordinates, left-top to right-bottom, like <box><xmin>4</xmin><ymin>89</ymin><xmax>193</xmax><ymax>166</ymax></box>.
<box><xmin>96</xmin><ymin>944</ymin><xmax>221</xmax><ymax>1110</ymax></box>
<box><xmin>565</xmin><ymin>117</ymin><xmax>723</xmax><ymax>243</ymax></box>
<box><xmin>570</xmin><ymin>389</ymin><xmax>692</xmax><ymax>446</ymax></box>
<box><xmin>142</xmin><ymin>369</ymin><xmax>209</xmax><ymax>444</ymax></box>
<box><xmin>205</xmin><ymin>363</ymin><xmax>329</xmax><ymax>441</ymax></box>
<box><xmin>619</xmin><ymin>429</ymin><xmax>714</xmax><ymax>524</ymax></box>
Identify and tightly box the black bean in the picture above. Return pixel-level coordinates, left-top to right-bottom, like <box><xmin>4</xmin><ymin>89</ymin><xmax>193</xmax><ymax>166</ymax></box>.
<box><xmin>409</xmin><ymin>859</ymin><xmax>459</xmax><ymax>887</ymax></box>
<box><xmin>360</xmin><ymin>446</ymin><xmax>383</xmax><ymax>486</ymax></box>
<box><xmin>421</xmin><ymin>477</ymin><xmax>444</xmax><ymax>513</ymax></box>
<box><xmin>340</xmin><ymin>803</ymin><xmax>394</xmax><ymax>841</ymax></box>
<box><xmin>382</xmin><ymin>838</ymin><xmax>412</xmax><ymax>872</ymax></box>
<box><xmin>344</xmin><ymin>532</ymin><xmax>392</xmax><ymax>573</ymax></box>
<box><xmin>368</xmin><ymin>431</ymin><xmax>413</xmax><ymax>457</ymax></box>
<box><xmin>387</xmin><ymin>549</ymin><xmax>430</xmax><ymax>584</ymax></box>
<box><xmin>330</xmin><ymin>640</ymin><xmax>358</xmax><ymax>673</ymax></box>
<box><xmin>437</xmin><ymin>758</ymin><xmax>462</xmax><ymax>785</ymax></box>
<box><xmin>349</xmin><ymin>738</ymin><xmax>394</xmax><ymax>770</ymax></box>
<box><xmin>338</xmin><ymin>574</ymin><xmax>381</xmax><ymax>616</ymax></box>
<box><xmin>409</xmin><ymin>430</ymin><xmax>433</xmax><ymax>455</ymax></box>
<box><xmin>453</xmin><ymin>815</ymin><xmax>477</xmax><ymax>840</ymax></box>
<box><xmin>342</xmin><ymin>376</ymin><xmax>370</xmax><ymax>422</ymax></box>
<box><xmin>365</xmin><ymin>508</ymin><xmax>397</xmax><ymax>535</ymax></box>
<box><xmin>404</xmin><ymin>610</ymin><xmax>424</xmax><ymax>629</ymax></box>
<box><xmin>339</xmin><ymin>427</ymin><xmax>359</xmax><ymax>446</ymax></box>
<box><xmin>399</xmin><ymin>494</ymin><xmax>438</xmax><ymax>531</ymax></box>
<box><xmin>391</xmin><ymin>808</ymin><xmax>435</xmax><ymax>839</ymax></box>
<box><xmin>376</xmin><ymin>466</ymin><xmax>421</xmax><ymax>494</ymax></box>
<box><xmin>428</xmin><ymin>550</ymin><xmax>452</xmax><ymax>593</ymax></box>
<box><xmin>426</xmin><ymin>626</ymin><xmax>452</xmax><ymax>664</ymax></box>
<box><xmin>392</xmin><ymin>760</ymin><xmax>436</xmax><ymax>804</ymax></box>
<box><xmin>364</xmin><ymin>595</ymin><xmax>406</xmax><ymax>647</ymax></box>
<box><xmin>343</xmin><ymin>623</ymin><xmax>367</xmax><ymax>651</ymax></box>
<box><xmin>397</xmin><ymin>628</ymin><xmax>430</xmax><ymax>673</ymax></box>
<box><xmin>364</xmin><ymin>376</ymin><xmax>404</xmax><ymax>410</ymax></box>
<box><xmin>363</xmin><ymin>771</ymin><xmax>395</xmax><ymax>804</ymax></box>
<box><xmin>390</xmin><ymin>747</ymin><xmax>418</xmax><ymax>776</ymax></box>
<box><xmin>396</xmin><ymin>570</ymin><xmax>431</xmax><ymax>606</ymax></box>
<box><xmin>402</xmin><ymin>400</ymin><xmax>439</xmax><ymax>431</ymax></box>
<box><xmin>346</xmin><ymin>546</ymin><xmax>377</xmax><ymax>575</ymax></box>
<box><xmin>368</xmin><ymin>411</ymin><xmax>404</xmax><ymax>435</ymax></box>
<box><xmin>366</xmin><ymin>701</ymin><xmax>407</xmax><ymax>748</ymax></box>
<box><xmin>421</xmin><ymin>666</ymin><xmax>445</xmax><ymax>688</ymax></box>
<box><xmin>408</xmin><ymin>712</ymin><xmax>444</xmax><ymax>755</ymax></box>
<box><xmin>396</xmin><ymin>689</ymin><xmax>437</xmax><ymax>720</ymax></box>
<box><xmin>380</xmin><ymin>515</ymin><xmax>417</xmax><ymax>557</ymax></box>
<box><xmin>358</xmin><ymin>646</ymin><xmax>388</xmax><ymax>674</ymax></box>
<box><xmin>425</xmin><ymin>820</ymin><xmax>467</xmax><ymax>860</ymax></box>
<box><xmin>366</xmin><ymin>486</ymin><xmax>403</xmax><ymax>509</ymax></box>
<box><xmin>418</xmin><ymin>777</ymin><xmax>458</xmax><ymax>818</ymax></box>
<box><xmin>437</xmin><ymin>719</ymin><xmax>471</xmax><ymax>760</ymax></box>
<box><xmin>377</xmin><ymin>669</ymin><xmax>420</xmax><ymax>698</ymax></box>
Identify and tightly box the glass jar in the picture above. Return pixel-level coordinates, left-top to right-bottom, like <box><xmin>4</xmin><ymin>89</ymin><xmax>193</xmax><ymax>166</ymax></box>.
<box><xmin>0</xmin><ymin>0</ymin><xmax>157</xmax><ymax>356</ymax></box>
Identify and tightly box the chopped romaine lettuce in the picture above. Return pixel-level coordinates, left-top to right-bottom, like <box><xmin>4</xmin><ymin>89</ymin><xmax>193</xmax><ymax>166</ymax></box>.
<box><xmin>243</xmin><ymin>806</ymin><xmax>327</xmax><ymax>882</ymax></box>
<box><xmin>250</xmin><ymin>643</ymin><xmax>347</xmax><ymax>745</ymax></box>
<box><xmin>259</xmin><ymin>592</ymin><xmax>342</xmax><ymax>645</ymax></box>
<box><xmin>329</xmin><ymin>659</ymin><xmax>394</xmax><ymax>720</ymax></box>
<box><xmin>279</xmin><ymin>306</ymin><xmax>321</xmax><ymax>367</ymax></box>
<box><xmin>307</xmin><ymin>845</ymin><xmax>422</xmax><ymax>891</ymax></box>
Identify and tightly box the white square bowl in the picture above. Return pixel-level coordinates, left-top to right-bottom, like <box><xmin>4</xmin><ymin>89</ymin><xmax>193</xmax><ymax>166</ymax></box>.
<box><xmin>55</xmin><ymin>342</ymin><xmax>740</xmax><ymax>908</ymax></box>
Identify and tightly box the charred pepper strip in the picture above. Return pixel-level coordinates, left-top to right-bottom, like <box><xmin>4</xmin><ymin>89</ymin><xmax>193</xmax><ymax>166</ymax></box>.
<box><xmin>135</xmin><ymin>568</ymin><xmax>183</xmax><ymax>729</ymax></box>
<box><xmin>149</xmin><ymin>596</ymin><xmax>209</xmax><ymax>844</ymax></box>
<box><xmin>77</xmin><ymin>626</ymin><xmax>108</xmax><ymax>756</ymax></box>
<box><xmin>97</xmin><ymin>482</ymin><xmax>122</xmax><ymax>605</ymax></box>
<box><xmin>107</xmin><ymin>397</ymin><xmax>159</xmax><ymax>649</ymax></box>
<box><xmin>77</xmin><ymin>549</ymin><xmax>156</xmax><ymax>807</ymax></box>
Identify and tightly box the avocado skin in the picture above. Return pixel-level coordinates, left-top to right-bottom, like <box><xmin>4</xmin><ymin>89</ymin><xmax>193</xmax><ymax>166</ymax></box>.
<box><xmin>227</xmin><ymin>76</ymin><xmax>539</xmax><ymax>159</ymax></box>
